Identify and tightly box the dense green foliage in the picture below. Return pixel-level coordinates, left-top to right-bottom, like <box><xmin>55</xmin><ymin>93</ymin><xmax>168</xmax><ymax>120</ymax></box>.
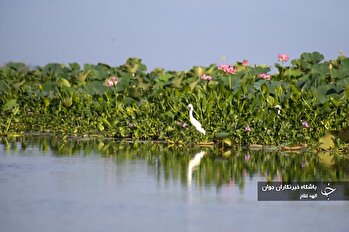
<box><xmin>0</xmin><ymin>52</ymin><xmax>348</xmax><ymax>145</ymax></box>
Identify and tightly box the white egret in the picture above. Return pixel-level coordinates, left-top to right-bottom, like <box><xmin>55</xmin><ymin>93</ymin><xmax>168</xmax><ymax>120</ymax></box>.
<box><xmin>187</xmin><ymin>104</ymin><xmax>206</xmax><ymax>135</ymax></box>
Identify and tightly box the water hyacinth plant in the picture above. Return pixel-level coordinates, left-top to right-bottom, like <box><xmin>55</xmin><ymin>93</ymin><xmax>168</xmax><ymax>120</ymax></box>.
<box><xmin>0</xmin><ymin>52</ymin><xmax>348</xmax><ymax>148</ymax></box>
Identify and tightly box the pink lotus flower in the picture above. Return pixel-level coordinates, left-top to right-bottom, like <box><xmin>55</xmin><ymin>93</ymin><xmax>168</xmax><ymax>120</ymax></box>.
<box><xmin>226</xmin><ymin>66</ymin><xmax>237</xmax><ymax>74</ymax></box>
<box><xmin>278</xmin><ymin>53</ymin><xmax>289</xmax><ymax>62</ymax></box>
<box><xmin>242</xmin><ymin>60</ymin><xmax>249</xmax><ymax>67</ymax></box>
<box><xmin>218</xmin><ymin>64</ymin><xmax>229</xmax><ymax>70</ymax></box>
<box><xmin>218</xmin><ymin>64</ymin><xmax>237</xmax><ymax>74</ymax></box>
<box><xmin>244</xmin><ymin>126</ymin><xmax>251</xmax><ymax>132</ymax></box>
<box><xmin>105</xmin><ymin>80</ymin><xmax>113</xmax><ymax>87</ymax></box>
<box><xmin>200</xmin><ymin>74</ymin><xmax>213</xmax><ymax>81</ymax></box>
<box><xmin>258</xmin><ymin>73</ymin><xmax>271</xmax><ymax>80</ymax></box>
<box><xmin>245</xmin><ymin>153</ymin><xmax>251</xmax><ymax>161</ymax></box>
<box><xmin>105</xmin><ymin>76</ymin><xmax>119</xmax><ymax>87</ymax></box>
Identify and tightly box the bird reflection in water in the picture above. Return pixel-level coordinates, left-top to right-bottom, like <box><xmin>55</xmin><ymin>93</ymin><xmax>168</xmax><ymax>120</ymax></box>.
<box><xmin>187</xmin><ymin>151</ymin><xmax>206</xmax><ymax>188</ymax></box>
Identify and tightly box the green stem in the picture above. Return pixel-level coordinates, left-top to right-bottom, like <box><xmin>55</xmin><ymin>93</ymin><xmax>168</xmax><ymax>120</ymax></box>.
<box><xmin>4</xmin><ymin>107</ymin><xmax>19</xmax><ymax>134</ymax></box>
<box><xmin>228</xmin><ymin>75</ymin><xmax>232</xmax><ymax>90</ymax></box>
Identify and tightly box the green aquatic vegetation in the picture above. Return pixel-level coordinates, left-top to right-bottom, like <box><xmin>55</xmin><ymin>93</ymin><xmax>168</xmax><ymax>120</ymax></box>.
<box><xmin>0</xmin><ymin>52</ymin><xmax>348</xmax><ymax>146</ymax></box>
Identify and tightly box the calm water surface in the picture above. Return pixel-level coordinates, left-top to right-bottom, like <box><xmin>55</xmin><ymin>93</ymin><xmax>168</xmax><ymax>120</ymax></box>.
<box><xmin>0</xmin><ymin>138</ymin><xmax>348</xmax><ymax>232</ymax></box>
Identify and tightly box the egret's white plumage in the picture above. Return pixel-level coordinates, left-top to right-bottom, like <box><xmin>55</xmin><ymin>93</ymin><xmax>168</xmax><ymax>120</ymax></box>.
<box><xmin>188</xmin><ymin>104</ymin><xmax>206</xmax><ymax>135</ymax></box>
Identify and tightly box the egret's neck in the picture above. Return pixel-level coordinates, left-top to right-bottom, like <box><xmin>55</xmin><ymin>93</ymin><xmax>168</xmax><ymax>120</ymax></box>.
<box><xmin>189</xmin><ymin>107</ymin><xmax>193</xmax><ymax>119</ymax></box>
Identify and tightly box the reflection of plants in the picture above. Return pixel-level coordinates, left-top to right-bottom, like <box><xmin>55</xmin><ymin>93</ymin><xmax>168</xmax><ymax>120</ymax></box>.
<box><xmin>1</xmin><ymin>137</ymin><xmax>348</xmax><ymax>189</ymax></box>
<box><xmin>0</xmin><ymin>52</ymin><xmax>348</xmax><ymax>146</ymax></box>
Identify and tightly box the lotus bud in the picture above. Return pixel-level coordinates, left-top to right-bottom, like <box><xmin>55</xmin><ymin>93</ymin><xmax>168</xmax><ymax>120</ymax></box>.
<box><xmin>194</xmin><ymin>66</ymin><xmax>206</xmax><ymax>77</ymax></box>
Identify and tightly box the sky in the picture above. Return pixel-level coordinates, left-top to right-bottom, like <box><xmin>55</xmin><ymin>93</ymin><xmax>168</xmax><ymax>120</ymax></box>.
<box><xmin>0</xmin><ymin>0</ymin><xmax>349</xmax><ymax>71</ymax></box>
